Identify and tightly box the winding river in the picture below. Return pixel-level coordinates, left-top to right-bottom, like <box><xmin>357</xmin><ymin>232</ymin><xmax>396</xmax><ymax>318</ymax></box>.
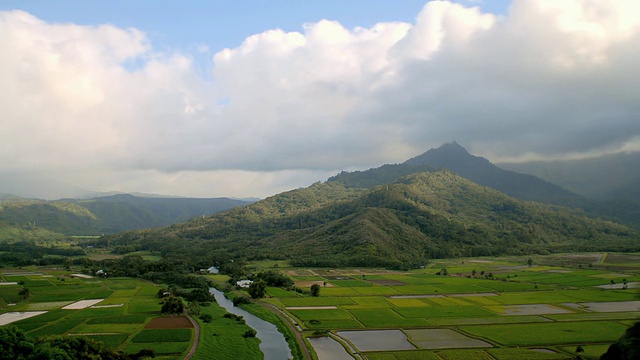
<box><xmin>210</xmin><ymin>288</ymin><xmax>292</xmax><ymax>360</ymax></box>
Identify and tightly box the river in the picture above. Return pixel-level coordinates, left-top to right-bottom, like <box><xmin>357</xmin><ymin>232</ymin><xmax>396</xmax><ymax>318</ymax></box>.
<box><xmin>209</xmin><ymin>288</ymin><xmax>293</xmax><ymax>360</ymax></box>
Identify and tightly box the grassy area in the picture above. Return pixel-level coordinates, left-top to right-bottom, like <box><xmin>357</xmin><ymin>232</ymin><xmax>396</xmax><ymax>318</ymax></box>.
<box><xmin>0</xmin><ymin>271</ymin><xmax>194</xmax><ymax>359</ymax></box>
<box><xmin>2</xmin><ymin>252</ymin><xmax>638</xmax><ymax>360</ymax></box>
<box><xmin>253</xmin><ymin>253</ymin><xmax>640</xmax><ymax>359</ymax></box>
<box><xmin>190</xmin><ymin>299</ymin><xmax>263</xmax><ymax>360</ymax></box>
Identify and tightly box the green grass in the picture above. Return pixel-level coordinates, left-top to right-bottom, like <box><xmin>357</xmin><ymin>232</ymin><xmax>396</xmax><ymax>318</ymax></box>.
<box><xmin>394</xmin><ymin>306</ymin><xmax>497</xmax><ymax>319</ymax></box>
<box><xmin>348</xmin><ymin>308</ymin><xmax>427</xmax><ymax>328</ymax></box>
<box><xmin>266</xmin><ymin>286</ymin><xmax>299</xmax><ymax>298</ymax></box>
<box><xmin>86</xmin><ymin>314</ymin><xmax>148</xmax><ymax>324</ymax></box>
<box><xmin>66</xmin><ymin>306</ymin><xmax>125</xmax><ymax>318</ymax></box>
<box><xmin>487</xmin><ymin>348</ymin><xmax>572</xmax><ymax>359</ymax></box>
<box><xmin>127</xmin><ymin>299</ymin><xmax>161</xmax><ymax>314</ymax></box>
<box><xmin>28</xmin><ymin>318</ymin><xmax>86</xmax><ymax>337</ymax></box>
<box><xmin>460</xmin><ymin>321</ymin><xmax>628</xmax><ymax>346</ymax></box>
<box><xmin>343</xmin><ymin>296</ymin><xmax>391</xmax><ymax>309</ymax></box>
<box><xmin>281</xmin><ymin>296</ymin><xmax>356</xmax><ymax>307</ymax></box>
<box><xmin>190</xmin><ymin>301</ymin><xmax>263</xmax><ymax>360</ymax></box>
<box><xmin>132</xmin><ymin>328</ymin><xmax>192</xmax><ymax>343</ymax></box>
<box><xmin>561</xmin><ymin>344</ymin><xmax>610</xmax><ymax>358</ymax></box>
<box><xmin>331</xmin><ymin>279</ymin><xmax>373</xmax><ymax>287</ymax></box>
<box><xmin>73</xmin><ymin>323</ymin><xmax>142</xmax><ymax>334</ymax></box>
<box><xmin>81</xmin><ymin>334</ymin><xmax>129</xmax><ymax>349</ymax></box>
<box><xmin>437</xmin><ymin>349</ymin><xmax>495</xmax><ymax>360</ymax></box>
<box><xmin>124</xmin><ymin>341</ymin><xmax>190</xmax><ymax>355</ymax></box>
<box><xmin>318</xmin><ymin>287</ymin><xmax>361</xmax><ymax>296</ymax></box>
<box><xmin>290</xmin><ymin>308</ymin><xmax>353</xmax><ymax>321</ymax></box>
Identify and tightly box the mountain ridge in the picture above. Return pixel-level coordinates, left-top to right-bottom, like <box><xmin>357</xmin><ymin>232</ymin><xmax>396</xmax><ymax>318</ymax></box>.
<box><xmin>103</xmin><ymin>170</ymin><xmax>639</xmax><ymax>268</ymax></box>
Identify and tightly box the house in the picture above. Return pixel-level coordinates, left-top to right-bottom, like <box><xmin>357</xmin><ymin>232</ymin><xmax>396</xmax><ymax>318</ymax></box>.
<box><xmin>207</xmin><ymin>266</ymin><xmax>219</xmax><ymax>274</ymax></box>
<box><xmin>236</xmin><ymin>280</ymin><xmax>253</xmax><ymax>288</ymax></box>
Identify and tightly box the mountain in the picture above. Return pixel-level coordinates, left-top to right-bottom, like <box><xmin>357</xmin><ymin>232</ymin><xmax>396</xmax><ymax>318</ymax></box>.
<box><xmin>497</xmin><ymin>151</ymin><xmax>640</xmax><ymax>201</ymax></box>
<box><xmin>330</xmin><ymin>142</ymin><xmax>590</xmax><ymax>208</ymax></box>
<box><xmin>0</xmin><ymin>194</ymin><xmax>253</xmax><ymax>238</ymax></box>
<box><xmin>103</xmin><ymin>171</ymin><xmax>639</xmax><ymax>268</ymax></box>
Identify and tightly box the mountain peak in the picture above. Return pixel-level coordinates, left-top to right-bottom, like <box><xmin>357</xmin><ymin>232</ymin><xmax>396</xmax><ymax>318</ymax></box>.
<box><xmin>403</xmin><ymin>142</ymin><xmax>484</xmax><ymax>168</ymax></box>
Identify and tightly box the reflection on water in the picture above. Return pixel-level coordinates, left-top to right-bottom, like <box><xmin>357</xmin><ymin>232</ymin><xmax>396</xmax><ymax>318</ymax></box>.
<box><xmin>308</xmin><ymin>336</ymin><xmax>354</xmax><ymax>360</ymax></box>
<box><xmin>210</xmin><ymin>288</ymin><xmax>292</xmax><ymax>360</ymax></box>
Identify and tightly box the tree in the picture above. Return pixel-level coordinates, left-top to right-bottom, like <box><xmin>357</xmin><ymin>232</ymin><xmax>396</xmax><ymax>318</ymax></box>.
<box><xmin>471</xmin><ymin>269</ymin><xmax>477</xmax><ymax>277</ymax></box>
<box><xmin>527</xmin><ymin>258</ymin><xmax>534</xmax><ymax>267</ymax></box>
<box><xmin>601</xmin><ymin>321</ymin><xmax>640</xmax><ymax>359</ymax></box>
<box><xmin>18</xmin><ymin>287</ymin><xmax>31</xmax><ymax>301</ymax></box>
<box><xmin>248</xmin><ymin>279</ymin><xmax>266</xmax><ymax>299</ymax></box>
<box><xmin>310</xmin><ymin>284</ymin><xmax>321</xmax><ymax>297</ymax></box>
<box><xmin>161</xmin><ymin>296</ymin><xmax>184</xmax><ymax>315</ymax></box>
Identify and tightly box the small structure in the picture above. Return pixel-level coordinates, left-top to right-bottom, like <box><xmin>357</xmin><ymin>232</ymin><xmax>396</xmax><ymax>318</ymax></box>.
<box><xmin>206</xmin><ymin>266</ymin><xmax>219</xmax><ymax>274</ymax></box>
<box><xmin>236</xmin><ymin>280</ymin><xmax>253</xmax><ymax>288</ymax></box>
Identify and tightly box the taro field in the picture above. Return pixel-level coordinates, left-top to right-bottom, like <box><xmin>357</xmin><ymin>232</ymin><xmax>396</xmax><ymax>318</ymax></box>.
<box><xmin>258</xmin><ymin>253</ymin><xmax>640</xmax><ymax>360</ymax></box>
<box><xmin>0</xmin><ymin>269</ymin><xmax>194</xmax><ymax>360</ymax></box>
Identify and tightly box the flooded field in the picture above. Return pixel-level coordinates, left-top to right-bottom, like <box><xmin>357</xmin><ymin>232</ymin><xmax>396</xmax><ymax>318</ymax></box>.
<box><xmin>337</xmin><ymin>330</ymin><xmax>415</xmax><ymax>351</ymax></box>
<box><xmin>307</xmin><ymin>336</ymin><xmax>354</xmax><ymax>360</ymax></box>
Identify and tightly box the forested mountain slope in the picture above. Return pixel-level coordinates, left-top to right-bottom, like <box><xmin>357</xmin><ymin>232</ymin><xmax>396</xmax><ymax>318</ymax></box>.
<box><xmin>104</xmin><ymin>171</ymin><xmax>638</xmax><ymax>268</ymax></box>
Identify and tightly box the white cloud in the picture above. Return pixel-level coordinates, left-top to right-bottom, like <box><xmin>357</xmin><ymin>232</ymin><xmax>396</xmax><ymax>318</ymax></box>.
<box><xmin>1</xmin><ymin>1</ymin><xmax>640</xmax><ymax>198</ymax></box>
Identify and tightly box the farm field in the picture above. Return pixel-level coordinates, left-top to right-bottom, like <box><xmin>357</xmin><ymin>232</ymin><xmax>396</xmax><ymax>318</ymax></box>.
<box><xmin>257</xmin><ymin>253</ymin><xmax>640</xmax><ymax>360</ymax></box>
<box><xmin>2</xmin><ymin>252</ymin><xmax>638</xmax><ymax>360</ymax></box>
<box><xmin>0</xmin><ymin>269</ymin><xmax>195</xmax><ymax>359</ymax></box>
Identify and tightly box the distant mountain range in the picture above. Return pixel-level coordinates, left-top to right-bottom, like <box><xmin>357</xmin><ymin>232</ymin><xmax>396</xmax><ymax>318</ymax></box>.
<box><xmin>498</xmin><ymin>151</ymin><xmax>640</xmax><ymax>202</ymax></box>
<box><xmin>0</xmin><ymin>194</ymin><xmax>254</xmax><ymax>239</ymax></box>
<box><xmin>102</xmin><ymin>143</ymin><xmax>640</xmax><ymax>267</ymax></box>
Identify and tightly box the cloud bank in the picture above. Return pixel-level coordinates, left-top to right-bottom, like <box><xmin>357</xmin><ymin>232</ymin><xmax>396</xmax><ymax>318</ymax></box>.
<box><xmin>1</xmin><ymin>0</ymin><xmax>639</xmax><ymax>198</ymax></box>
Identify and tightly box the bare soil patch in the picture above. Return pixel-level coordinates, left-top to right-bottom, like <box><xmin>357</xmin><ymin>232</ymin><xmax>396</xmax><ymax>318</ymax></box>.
<box><xmin>595</xmin><ymin>282</ymin><xmax>639</xmax><ymax>289</ymax></box>
<box><xmin>70</xmin><ymin>273</ymin><xmax>93</xmax><ymax>279</ymax></box>
<box><xmin>62</xmin><ymin>299</ymin><xmax>104</xmax><ymax>310</ymax></box>
<box><xmin>145</xmin><ymin>316</ymin><xmax>193</xmax><ymax>329</ymax></box>
<box><xmin>0</xmin><ymin>311</ymin><xmax>47</xmax><ymax>325</ymax></box>
<box><xmin>604</xmin><ymin>253</ymin><xmax>640</xmax><ymax>264</ymax></box>
<box><xmin>574</xmin><ymin>300</ymin><xmax>640</xmax><ymax>312</ymax></box>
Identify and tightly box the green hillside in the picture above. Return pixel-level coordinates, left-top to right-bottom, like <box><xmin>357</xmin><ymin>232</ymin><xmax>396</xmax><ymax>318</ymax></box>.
<box><xmin>0</xmin><ymin>195</ymin><xmax>252</xmax><ymax>239</ymax></box>
<box><xmin>104</xmin><ymin>171</ymin><xmax>639</xmax><ymax>268</ymax></box>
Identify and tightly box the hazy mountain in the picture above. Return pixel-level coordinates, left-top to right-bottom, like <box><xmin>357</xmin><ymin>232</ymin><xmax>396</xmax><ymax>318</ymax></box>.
<box><xmin>103</xmin><ymin>171</ymin><xmax>638</xmax><ymax>268</ymax></box>
<box><xmin>0</xmin><ymin>194</ymin><xmax>253</xmax><ymax>237</ymax></box>
<box><xmin>498</xmin><ymin>151</ymin><xmax>640</xmax><ymax>202</ymax></box>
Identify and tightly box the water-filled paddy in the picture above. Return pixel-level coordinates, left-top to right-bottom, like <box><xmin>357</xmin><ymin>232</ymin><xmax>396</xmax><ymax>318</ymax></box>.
<box><xmin>337</xmin><ymin>329</ymin><xmax>415</xmax><ymax>351</ymax></box>
<box><xmin>307</xmin><ymin>336</ymin><xmax>353</xmax><ymax>360</ymax></box>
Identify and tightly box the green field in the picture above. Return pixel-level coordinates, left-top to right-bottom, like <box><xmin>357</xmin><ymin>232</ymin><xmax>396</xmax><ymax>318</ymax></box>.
<box><xmin>263</xmin><ymin>253</ymin><xmax>640</xmax><ymax>360</ymax></box>
<box><xmin>2</xmin><ymin>252</ymin><xmax>639</xmax><ymax>360</ymax></box>
<box><xmin>0</xmin><ymin>271</ymin><xmax>194</xmax><ymax>359</ymax></box>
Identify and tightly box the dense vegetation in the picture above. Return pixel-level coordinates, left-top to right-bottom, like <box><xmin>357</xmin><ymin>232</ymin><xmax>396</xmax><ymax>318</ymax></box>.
<box><xmin>0</xmin><ymin>194</ymin><xmax>251</xmax><ymax>237</ymax></box>
<box><xmin>103</xmin><ymin>171</ymin><xmax>639</xmax><ymax>268</ymax></box>
<box><xmin>0</xmin><ymin>326</ymin><xmax>154</xmax><ymax>359</ymax></box>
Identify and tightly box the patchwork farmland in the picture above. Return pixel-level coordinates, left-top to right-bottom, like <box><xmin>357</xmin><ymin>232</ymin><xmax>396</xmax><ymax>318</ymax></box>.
<box><xmin>248</xmin><ymin>253</ymin><xmax>640</xmax><ymax>360</ymax></box>
<box><xmin>0</xmin><ymin>272</ymin><xmax>195</xmax><ymax>359</ymax></box>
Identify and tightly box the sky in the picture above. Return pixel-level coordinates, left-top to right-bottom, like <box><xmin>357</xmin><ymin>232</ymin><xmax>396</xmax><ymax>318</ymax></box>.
<box><xmin>0</xmin><ymin>0</ymin><xmax>639</xmax><ymax>199</ymax></box>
